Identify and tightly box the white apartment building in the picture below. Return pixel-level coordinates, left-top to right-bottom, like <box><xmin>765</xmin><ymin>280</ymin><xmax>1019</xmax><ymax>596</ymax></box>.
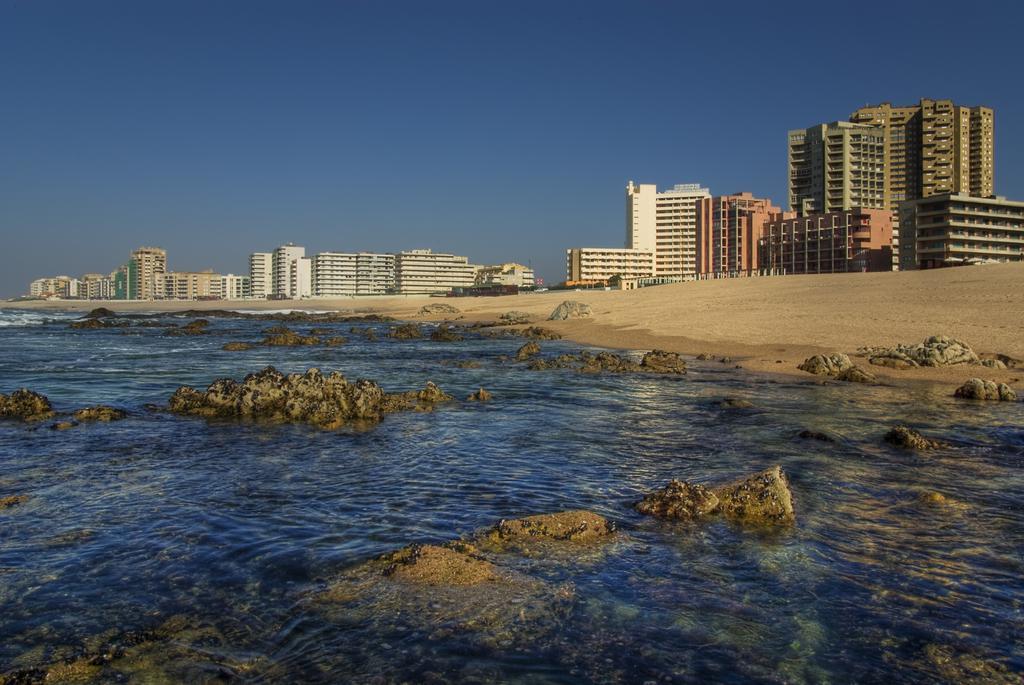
<box><xmin>157</xmin><ymin>270</ymin><xmax>223</xmax><ymax>300</ymax></box>
<box><xmin>394</xmin><ymin>249</ymin><xmax>476</xmax><ymax>295</ymax></box>
<box><xmin>566</xmin><ymin>247</ymin><xmax>655</xmax><ymax>283</ymax></box>
<box><xmin>475</xmin><ymin>263</ymin><xmax>536</xmax><ymax>288</ymax></box>
<box><xmin>312</xmin><ymin>252</ymin><xmax>395</xmax><ymax>297</ymax></box>
<box><xmin>249</xmin><ymin>252</ymin><xmax>273</xmax><ymax>299</ymax></box>
<box><xmin>29</xmin><ymin>276</ymin><xmax>81</xmax><ymax>298</ymax></box>
<box><xmin>627</xmin><ymin>181</ymin><xmax>710</xmax><ymax>280</ymax></box>
<box><xmin>271</xmin><ymin>244</ymin><xmax>311</xmax><ymax>299</ymax></box>
<box><xmin>221</xmin><ymin>274</ymin><xmax>251</xmax><ymax>299</ymax></box>
<box><xmin>81</xmin><ymin>273</ymin><xmax>115</xmax><ymax>300</ymax></box>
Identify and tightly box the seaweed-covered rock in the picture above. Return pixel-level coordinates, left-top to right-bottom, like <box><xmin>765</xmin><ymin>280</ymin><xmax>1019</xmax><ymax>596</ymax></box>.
<box><xmin>640</xmin><ymin>350</ymin><xmax>687</xmax><ymax>374</ymax></box>
<box><xmin>527</xmin><ymin>354</ymin><xmax>579</xmax><ymax>371</ymax></box>
<box><xmin>835</xmin><ymin>365</ymin><xmax>877</xmax><ymax>384</ymax></box>
<box><xmin>69</xmin><ymin>317</ymin><xmax>127</xmax><ymax>330</ymax></box>
<box><xmin>859</xmin><ymin>335</ymin><xmax>980</xmax><ymax>368</ymax></box>
<box><xmin>222</xmin><ymin>341</ymin><xmax>253</xmax><ymax>351</ymax></box>
<box><xmin>797</xmin><ymin>353</ymin><xmax>853</xmax><ymax>376</ymax></box>
<box><xmin>0</xmin><ymin>389</ymin><xmax>54</xmax><ymax>421</ymax></box>
<box><xmin>884</xmin><ymin>425</ymin><xmax>946</xmax><ymax>450</ymax></box>
<box><xmin>322</xmin><ymin>336</ymin><xmax>347</xmax><ymax>347</ymax></box>
<box><xmin>518</xmin><ymin>326</ymin><xmax>562</xmax><ymax>340</ymax></box>
<box><xmin>72</xmin><ymin>405</ymin><xmax>127</xmax><ymax>422</ymax></box>
<box><xmin>168</xmin><ymin>366</ymin><xmax>451</xmax><ymax>429</ymax></box>
<box><xmin>515</xmin><ymin>341</ymin><xmax>541</xmax><ymax>361</ymax></box>
<box><xmin>382</xmin><ymin>544</ymin><xmax>497</xmax><ymax>586</ymax></box>
<box><xmin>484</xmin><ymin>511</ymin><xmax>615</xmax><ymax>544</ymax></box>
<box><xmin>635</xmin><ymin>480</ymin><xmax>719</xmax><ymax>520</ymax></box>
<box><xmin>548</xmin><ymin>300</ymin><xmax>592</xmax><ymax>321</ymax></box>
<box><xmin>500</xmin><ymin>310</ymin><xmax>532</xmax><ymax>325</ymax></box>
<box><xmin>953</xmin><ymin>378</ymin><xmax>1017</xmax><ymax>401</ymax></box>
<box><xmin>164</xmin><ymin>319</ymin><xmax>210</xmax><ymax>336</ymax></box>
<box><xmin>418</xmin><ymin>303</ymin><xmax>461</xmax><ymax>316</ymax></box>
<box><xmin>261</xmin><ymin>327</ymin><xmax>320</xmax><ymax>346</ymax></box>
<box><xmin>921</xmin><ymin>643</ymin><xmax>1019</xmax><ymax>685</ymax></box>
<box><xmin>429</xmin><ymin>324</ymin><xmax>463</xmax><ymax>342</ymax></box>
<box><xmin>1</xmin><ymin>494</ymin><xmax>29</xmax><ymax>509</ymax></box>
<box><xmin>390</xmin><ymin>323</ymin><xmax>423</xmax><ymax>340</ymax></box>
<box><xmin>467</xmin><ymin>388</ymin><xmax>492</xmax><ymax>402</ymax></box>
<box><xmin>713</xmin><ymin>466</ymin><xmax>795</xmax><ymax>525</ymax></box>
<box><xmin>83</xmin><ymin>307</ymin><xmax>117</xmax><ymax>319</ymax></box>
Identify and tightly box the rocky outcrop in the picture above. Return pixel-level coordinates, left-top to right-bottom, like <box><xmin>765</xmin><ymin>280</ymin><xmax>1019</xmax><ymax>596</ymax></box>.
<box><xmin>1</xmin><ymin>494</ymin><xmax>29</xmax><ymax>509</ymax></box>
<box><xmin>390</xmin><ymin>323</ymin><xmax>423</xmax><ymax>340</ymax></box>
<box><xmin>430</xmin><ymin>324</ymin><xmax>463</xmax><ymax>342</ymax></box>
<box><xmin>83</xmin><ymin>307</ymin><xmax>118</xmax><ymax>319</ymax></box>
<box><xmin>222</xmin><ymin>342</ymin><xmax>254</xmax><ymax>351</ymax></box>
<box><xmin>797</xmin><ymin>353</ymin><xmax>853</xmax><ymax>376</ymax></box>
<box><xmin>0</xmin><ymin>389</ymin><xmax>54</xmax><ymax>421</ymax></box>
<box><xmin>636</xmin><ymin>466</ymin><xmax>796</xmax><ymax>526</ymax></box>
<box><xmin>418</xmin><ymin>303</ymin><xmax>461</xmax><ymax>316</ymax></box>
<box><xmin>515</xmin><ymin>341</ymin><xmax>541</xmax><ymax>361</ymax></box>
<box><xmin>953</xmin><ymin>378</ymin><xmax>1017</xmax><ymax>401</ymax></box>
<box><xmin>69</xmin><ymin>317</ymin><xmax>128</xmax><ymax>330</ymax></box>
<box><xmin>73</xmin><ymin>405</ymin><xmax>127</xmax><ymax>422</ymax></box>
<box><xmin>467</xmin><ymin>388</ymin><xmax>492</xmax><ymax>402</ymax></box>
<box><xmin>858</xmin><ymin>335</ymin><xmax>981</xmax><ymax>368</ymax></box>
<box><xmin>381</xmin><ymin>543</ymin><xmax>497</xmax><ymax>586</ymax></box>
<box><xmin>517</xmin><ymin>326</ymin><xmax>562</xmax><ymax>340</ymax></box>
<box><xmin>548</xmin><ymin>300</ymin><xmax>592</xmax><ymax>320</ymax></box>
<box><xmin>526</xmin><ymin>349</ymin><xmax>685</xmax><ymax>375</ymax></box>
<box><xmin>835</xmin><ymin>365</ymin><xmax>877</xmax><ymax>384</ymax></box>
<box><xmin>260</xmin><ymin>326</ymin><xmax>320</xmax><ymax>346</ymax></box>
<box><xmin>322</xmin><ymin>336</ymin><xmax>347</xmax><ymax>347</ymax></box>
<box><xmin>640</xmin><ymin>350</ymin><xmax>687</xmax><ymax>374</ymax></box>
<box><xmin>168</xmin><ymin>366</ymin><xmax>452</xmax><ymax>429</ymax></box>
<box><xmin>884</xmin><ymin>425</ymin><xmax>946</xmax><ymax>450</ymax></box>
<box><xmin>484</xmin><ymin>510</ymin><xmax>615</xmax><ymax>544</ymax></box>
<box><xmin>163</xmin><ymin>319</ymin><xmax>210</xmax><ymax>336</ymax></box>
<box><xmin>500</xmin><ymin>311</ymin><xmax>532</xmax><ymax>325</ymax></box>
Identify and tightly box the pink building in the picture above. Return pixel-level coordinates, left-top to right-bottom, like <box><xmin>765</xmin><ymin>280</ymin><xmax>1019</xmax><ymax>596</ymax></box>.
<box><xmin>695</xmin><ymin>193</ymin><xmax>791</xmax><ymax>277</ymax></box>
<box><xmin>759</xmin><ymin>208</ymin><xmax>893</xmax><ymax>274</ymax></box>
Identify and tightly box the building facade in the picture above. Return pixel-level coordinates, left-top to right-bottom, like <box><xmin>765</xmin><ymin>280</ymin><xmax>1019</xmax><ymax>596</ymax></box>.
<box><xmin>157</xmin><ymin>270</ymin><xmax>222</xmax><ymax>300</ymax></box>
<box><xmin>565</xmin><ymin>247</ymin><xmax>655</xmax><ymax>285</ymax></box>
<box><xmin>311</xmin><ymin>252</ymin><xmax>396</xmax><ymax>297</ymax></box>
<box><xmin>899</xmin><ymin>193</ymin><xmax>1024</xmax><ymax>270</ymax></box>
<box><xmin>249</xmin><ymin>252</ymin><xmax>273</xmax><ymax>299</ymax></box>
<box><xmin>626</xmin><ymin>181</ymin><xmax>709</xmax><ymax>280</ymax></box>
<box><xmin>394</xmin><ymin>249</ymin><xmax>476</xmax><ymax>295</ymax></box>
<box><xmin>29</xmin><ymin>276</ymin><xmax>80</xmax><ymax>298</ymax></box>
<box><xmin>760</xmin><ymin>208</ymin><xmax>893</xmax><ymax>275</ymax></box>
<box><xmin>696</xmin><ymin>193</ymin><xmax>789</xmax><ymax>277</ymax></box>
<box><xmin>474</xmin><ymin>263</ymin><xmax>535</xmax><ymax>289</ymax></box>
<box><xmin>128</xmin><ymin>247</ymin><xmax>167</xmax><ymax>300</ymax></box>
<box><xmin>271</xmin><ymin>244</ymin><xmax>310</xmax><ymax>299</ymax></box>
<box><xmin>788</xmin><ymin>122</ymin><xmax>886</xmax><ymax>216</ymax></box>
<box><xmin>221</xmin><ymin>274</ymin><xmax>251</xmax><ymax>299</ymax></box>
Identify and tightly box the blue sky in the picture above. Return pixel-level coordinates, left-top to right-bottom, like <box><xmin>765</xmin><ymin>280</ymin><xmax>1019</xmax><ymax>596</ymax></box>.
<box><xmin>2</xmin><ymin>0</ymin><xmax>1022</xmax><ymax>296</ymax></box>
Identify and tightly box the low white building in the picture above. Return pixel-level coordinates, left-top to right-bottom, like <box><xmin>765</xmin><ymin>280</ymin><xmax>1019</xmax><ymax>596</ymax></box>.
<box><xmin>475</xmin><ymin>262</ymin><xmax>535</xmax><ymax>288</ymax></box>
<box><xmin>394</xmin><ymin>249</ymin><xmax>476</xmax><ymax>295</ymax></box>
<box><xmin>28</xmin><ymin>276</ymin><xmax>81</xmax><ymax>298</ymax></box>
<box><xmin>565</xmin><ymin>247</ymin><xmax>655</xmax><ymax>284</ymax></box>
<box><xmin>312</xmin><ymin>252</ymin><xmax>395</xmax><ymax>297</ymax></box>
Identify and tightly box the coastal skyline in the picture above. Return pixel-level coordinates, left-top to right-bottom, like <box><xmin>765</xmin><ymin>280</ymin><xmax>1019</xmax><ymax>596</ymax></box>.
<box><xmin>4</xmin><ymin>1</ymin><xmax>1024</xmax><ymax>297</ymax></box>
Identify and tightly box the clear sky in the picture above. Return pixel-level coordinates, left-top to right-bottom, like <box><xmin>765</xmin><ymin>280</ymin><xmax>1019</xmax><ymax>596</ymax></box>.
<box><xmin>2</xmin><ymin>0</ymin><xmax>1022</xmax><ymax>296</ymax></box>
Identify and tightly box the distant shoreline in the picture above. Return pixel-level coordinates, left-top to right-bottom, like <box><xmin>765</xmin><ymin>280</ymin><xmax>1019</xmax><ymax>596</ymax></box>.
<box><xmin>7</xmin><ymin>264</ymin><xmax>1024</xmax><ymax>391</ymax></box>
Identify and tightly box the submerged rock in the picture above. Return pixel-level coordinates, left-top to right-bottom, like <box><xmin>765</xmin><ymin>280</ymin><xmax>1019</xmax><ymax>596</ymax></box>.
<box><xmin>168</xmin><ymin>366</ymin><xmax>452</xmax><ymax>429</ymax></box>
<box><xmin>261</xmin><ymin>327</ymin><xmax>320</xmax><ymax>346</ymax></box>
<box><xmin>859</xmin><ymin>335</ymin><xmax>980</xmax><ymax>368</ymax></box>
<box><xmin>484</xmin><ymin>510</ymin><xmax>615</xmax><ymax>544</ymax></box>
<box><xmin>447</xmin><ymin>359</ymin><xmax>481</xmax><ymax>369</ymax></box>
<box><xmin>1</xmin><ymin>494</ymin><xmax>29</xmax><ymax>508</ymax></box>
<box><xmin>718</xmin><ymin>397</ymin><xmax>754</xmax><ymax>409</ymax></box>
<box><xmin>515</xmin><ymin>341</ymin><xmax>541</xmax><ymax>361</ymax></box>
<box><xmin>884</xmin><ymin>425</ymin><xmax>946</xmax><ymax>450</ymax></box>
<box><xmin>797</xmin><ymin>353</ymin><xmax>853</xmax><ymax>376</ymax></box>
<box><xmin>73</xmin><ymin>405</ymin><xmax>127</xmax><ymax>422</ymax></box>
<box><xmin>322</xmin><ymin>336</ymin><xmax>347</xmax><ymax>347</ymax></box>
<box><xmin>163</xmin><ymin>319</ymin><xmax>210</xmax><ymax>336</ymax></box>
<box><xmin>635</xmin><ymin>480</ymin><xmax>719</xmax><ymax>520</ymax></box>
<box><xmin>429</xmin><ymin>324</ymin><xmax>463</xmax><ymax>342</ymax></box>
<box><xmin>467</xmin><ymin>388</ymin><xmax>492</xmax><ymax>402</ymax></box>
<box><xmin>713</xmin><ymin>466</ymin><xmax>796</xmax><ymax>525</ymax></box>
<box><xmin>222</xmin><ymin>341</ymin><xmax>254</xmax><ymax>351</ymax></box>
<box><xmin>548</xmin><ymin>300</ymin><xmax>592</xmax><ymax>320</ymax></box>
<box><xmin>797</xmin><ymin>429</ymin><xmax>835</xmax><ymax>442</ymax></box>
<box><xmin>953</xmin><ymin>378</ymin><xmax>1017</xmax><ymax>401</ymax></box>
<box><xmin>390</xmin><ymin>323</ymin><xmax>423</xmax><ymax>340</ymax></box>
<box><xmin>69</xmin><ymin>317</ymin><xmax>128</xmax><ymax>330</ymax></box>
<box><xmin>381</xmin><ymin>543</ymin><xmax>497</xmax><ymax>586</ymax></box>
<box><xmin>921</xmin><ymin>643</ymin><xmax>1018</xmax><ymax>685</ymax></box>
<box><xmin>499</xmin><ymin>310</ymin><xmax>532</xmax><ymax>325</ymax></box>
<box><xmin>0</xmin><ymin>388</ymin><xmax>54</xmax><ymax>421</ymax></box>
<box><xmin>418</xmin><ymin>303</ymin><xmax>461</xmax><ymax>316</ymax></box>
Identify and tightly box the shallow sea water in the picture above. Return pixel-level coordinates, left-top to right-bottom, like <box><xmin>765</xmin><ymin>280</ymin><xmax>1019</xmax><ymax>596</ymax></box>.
<box><xmin>0</xmin><ymin>309</ymin><xmax>1021</xmax><ymax>683</ymax></box>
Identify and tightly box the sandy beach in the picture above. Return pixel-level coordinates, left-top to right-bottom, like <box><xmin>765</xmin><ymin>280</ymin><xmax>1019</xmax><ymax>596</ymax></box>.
<box><xmin>9</xmin><ymin>263</ymin><xmax>1024</xmax><ymax>388</ymax></box>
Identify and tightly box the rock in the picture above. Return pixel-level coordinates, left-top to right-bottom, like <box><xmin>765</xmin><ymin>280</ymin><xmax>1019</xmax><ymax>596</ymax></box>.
<box><xmin>527</xmin><ymin>354</ymin><xmax>578</xmax><ymax>371</ymax></box>
<box><xmin>719</xmin><ymin>356</ymin><xmax>734</xmax><ymax>364</ymax></box>
<box><xmin>884</xmin><ymin>425</ymin><xmax>946</xmax><ymax>450</ymax></box>
<box><xmin>922</xmin><ymin>643</ymin><xmax>1018</xmax><ymax>685</ymax></box>
<box><xmin>518</xmin><ymin>326</ymin><xmax>562</xmax><ymax>340</ymax></box>
<box><xmin>322</xmin><ymin>336</ymin><xmax>347</xmax><ymax>347</ymax></box>
<box><xmin>168</xmin><ymin>366</ymin><xmax>453</xmax><ymax>429</ymax></box>
<box><xmin>69</xmin><ymin>317</ymin><xmax>127</xmax><ymax>330</ymax></box>
<box><xmin>163</xmin><ymin>319</ymin><xmax>210</xmax><ymax>336</ymax></box>
<box><xmin>916</xmin><ymin>491</ymin><xmax>967</xmax><ymax>511</ymax></box>
<box><xmin>83</xmin><ymin>307</ymin><xmax>117</xmax><ymax>319</ymax></box>
<box><xmin>390</xmin><ymin>323</ymin><xmax>423</xmax><ymax>340</ymax></box>
<box><xmin>260</xmin><ymin>327</ymin><xmax>320</xmax><ymax>346</ymax></box>
<box><xmin>835</xmin><ymin>365</ymin><xmax>877</xmax><ymax>384</ymax></box>
<box><xmin>381</xmin><ymin>544</ymin><xmax>497</xmax><ymax>586</ymax></box>
<box><xmin>418</xmin><ymin>303</ymin><xmax>461</xmax><ymax>316</ymax></box>
<box><xmin>635</xmin><ymin>480</ymin><xmax>720</xmax><ymax>520</ymax></box>
<box><xmin>1</xmin><ymin>494</ymin><xmax>29</xmax><ymax>508</ymax></box>
<box><xmin>640</xmin><ymin>350</ymin><xmax>686</xmax><ymax>374</ymax></box>
<box><xmin>515</xmin><ymin>341</ymin><xmax>541</xmax><ymax>361</ymax></box>
<box><xmin>50</xmin><ymin>420</ymin><xmax>77</xmax><ymax>430</ymax></box>
<box><xmin>0</xmin><ymin>388</ymin><xmax>54</xmax><ymax>421</ymax></box>
<box><xmin>222</xmin><ymin>341</ymin><xmax>254</xmax><ymax>351</ymax></box>
<box><xmin>578</xmin><ymin>351</ymin><xmax>642</xmax><ymax>374</ymax></box>
<box><xmin>798</xmin><ymin>353</ymin><xmax>853</xmax><ymax>376</ymax></box>
<box><xmin>860</xmin><ymin>335</ymin><xmax>980</xmax><ymax>368</ymax></box>
<box><xmin>978</xmin><ymin>358</ymin><xmax>1007</xmax><ymax>369</ymax></box>
<box><xmin>467</xmin><ymin>388</ymin><xmax>492</xmax><ymax>402</ymax></box>
<box><xmin>695</xmin><ymin>353</ymin><xmax>714</xmax><ymax>360</ymax></box>
<box><xmin>548</xmin><ymin>300</ymin><xmax>592</xmax><ymax>321</ymax></box>
<box><xmin>429</xmin><ymin>324</ymin><xmax>463</xmax><ymax>342</ymax></box>
<box><xmin>713</xmin><ymin>466</ymin><xmax>796</xmax><ymax>525</ymax></box>
<box><xmin>72</xmin><ymin>405</ymin><xmax>127</xmax><ymax>422</ymax></box>
<box><xmin>954</xmin><ymin>378</ymin><xmax>1017</xmax><ymax>401</ymax></box>
<box><xmin>485</xmin><ymin>510</ymin><xmax>615</xmax><ymax>544</ymax></box>
<box><xmin>797</xmin><ymin>429</ymin><xmax>834</xmax><ymax>442</ymax></box>
<box><xmin>718</xmin><ymin>397</ymin><xmax>753</xmax><ymax>409</ymax></box>
<box><xmin>500</xmin><ymin>310</ymin><xmax>532</xmax><ymax>325</ymax></box>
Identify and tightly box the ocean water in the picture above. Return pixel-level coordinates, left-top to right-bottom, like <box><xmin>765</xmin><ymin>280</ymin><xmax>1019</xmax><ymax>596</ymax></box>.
<box><xmin>0</xmin><ymin>308</ymin><xmax>1021</xmax><ymax>683</ymax></box>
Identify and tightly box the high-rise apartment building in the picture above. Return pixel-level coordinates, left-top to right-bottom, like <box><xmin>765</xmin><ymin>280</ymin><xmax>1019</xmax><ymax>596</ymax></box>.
<box><xmin>566</xmin><ymin>247</ymin><xmax>655</xmax><ymax>284</ymax></box>
<box><xmin>899</xmin><ymin>193</ymin><xmax>1024</xmax><ymax>270</ymax></box>
<box><xmin>127</xmin><ymin>247</ymin><xmax>167</xmax><ymax>300</ymax></box>
<box><xmin>849</xmin><ymin>99</ymin><xmax>994</xmax><ymax>201</ymax></box>
<box><xmin>311</xmin><ymin>252</ymin><xmax>396</xmax><ymax>297</ymax></box>
<box><xmin>394</xmin><ymin>249</ymin><xmax>475</xmax><ymax>295</ymax></box>
<box><xmin>788</xmin><ymin>122</ymin><xmax>886</xmax><ymax>215</ymax></box>
<box><xmin>626</xmin><ymin>181</ymin><xmax>710</xmax><ymax>280</ymax></box>
<box><xmin>696</xmin><ymin>193</ymin><xmax>789</xmax><ymax>277</ymax></box>
<box><xmin>249</xmin><ymin>252</ymin><xmax>273</xmax><ymax>299</ymax></box>
<box><xmin>271</xmin><ymin>244</ymin><xmax>310</xmax><ymax>299</ymax></box>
